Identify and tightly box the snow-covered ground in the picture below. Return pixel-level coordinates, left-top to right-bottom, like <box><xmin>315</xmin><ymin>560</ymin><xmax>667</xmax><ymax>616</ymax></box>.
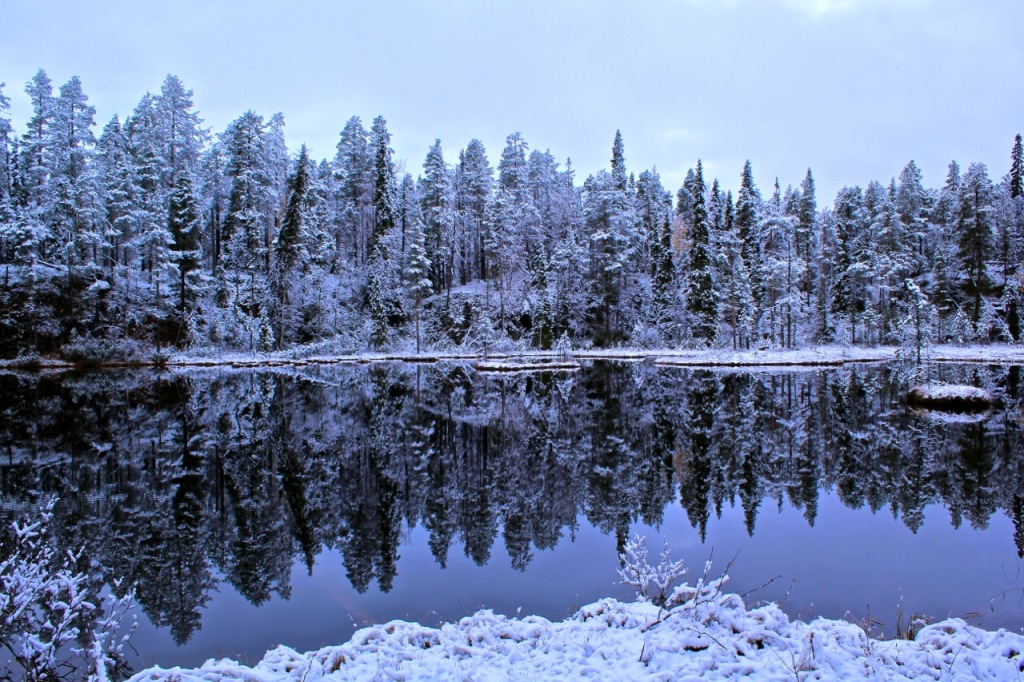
<box><xmin>5</xmin><ymin>343</ymin><xmax>1024</xmax><ymax>371</ymax></box>
<box><xmin>127</xmin><ymin>594</ymin><xmax>1024</xmax><ymax>681</ymax></box>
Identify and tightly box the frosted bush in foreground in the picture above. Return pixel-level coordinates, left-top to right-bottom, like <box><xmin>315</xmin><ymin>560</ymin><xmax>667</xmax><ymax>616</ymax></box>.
<box><xmin>0</xmin><ymin>501</ymin><xmax>136</xmax><ymax>681</ymax></box>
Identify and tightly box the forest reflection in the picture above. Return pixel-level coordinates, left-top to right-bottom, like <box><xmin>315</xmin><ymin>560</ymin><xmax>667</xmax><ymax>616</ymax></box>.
<box><xmin>1</xmin><ymin>361</ymin><xmax>1022</xmax><ymax>646</ymax></box>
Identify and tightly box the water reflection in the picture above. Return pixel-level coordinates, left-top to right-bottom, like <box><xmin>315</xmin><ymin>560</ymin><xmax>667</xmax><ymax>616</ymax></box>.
<box><xmin>1</xmin><ymin>362</ymin><xmax>1022</xmax><ymax>646</ymax></box>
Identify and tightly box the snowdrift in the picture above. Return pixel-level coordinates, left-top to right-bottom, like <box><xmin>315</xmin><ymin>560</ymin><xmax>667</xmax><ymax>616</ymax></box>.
<box><xmin>127</xmin><ymin>595</ymin><xmax>1024</xmax><ymax>681</ymax></box>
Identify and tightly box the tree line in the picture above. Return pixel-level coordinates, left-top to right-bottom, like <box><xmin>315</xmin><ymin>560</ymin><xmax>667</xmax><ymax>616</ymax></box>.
<box><xmin>1</xmin><ymin>71</ymin><xmax>1022</xmax><ymax>358</ymax></box>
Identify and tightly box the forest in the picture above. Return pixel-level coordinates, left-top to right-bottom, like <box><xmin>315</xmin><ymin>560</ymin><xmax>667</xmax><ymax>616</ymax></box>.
<box><xmin>1</xmin><ymin>361</ymin><xmax>1022</xmax><ymax>645</ymax></box>
<box><xmin>0</xmin><ymin>71</ymin><xmax>1023</xmax><ymax>359</ymax></box>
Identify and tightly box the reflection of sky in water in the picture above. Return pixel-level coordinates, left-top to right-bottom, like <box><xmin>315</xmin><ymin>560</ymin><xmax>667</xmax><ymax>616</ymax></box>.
<box><xmin>130</xmin><ymin>494</ymin><xmax>1023</xmax><ymax>669</ymax></box>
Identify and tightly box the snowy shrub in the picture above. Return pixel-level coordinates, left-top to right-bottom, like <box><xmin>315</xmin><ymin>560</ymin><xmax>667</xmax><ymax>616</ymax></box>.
<box><xmin>60</xmin><ymin>333</ymin><xmax>148</xmax><ymax>365</ymax></box>
<box><xmin>618</xmin><ymin>535</ymin><xmax>685</xmax><ymax>607</ymax></box>
<box><xmin>0</xmin><ymin>501</ymin><xmax>136</xmax><ymax>681</ymax></box>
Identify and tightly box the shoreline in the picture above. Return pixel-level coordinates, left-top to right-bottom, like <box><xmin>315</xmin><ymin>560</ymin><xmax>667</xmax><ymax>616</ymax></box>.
<box><xmin>3</xmin><ymin>343</ymin><xmax>1024</xmax><ymax>372</ymax></box>
<box><xmin>126</xmin><ymin>594</ymin><xmax>1024</xmax><ymax>681</ymax></box>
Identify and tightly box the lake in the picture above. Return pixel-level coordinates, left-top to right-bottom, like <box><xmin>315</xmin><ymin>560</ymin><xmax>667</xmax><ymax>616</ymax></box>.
<box><xmin>1</xmin><ymin>360</ymin><xmax>1023</xmax><ymax>670</ymax></box>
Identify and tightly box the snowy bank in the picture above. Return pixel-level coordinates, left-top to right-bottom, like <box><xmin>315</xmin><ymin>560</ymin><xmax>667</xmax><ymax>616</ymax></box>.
<box><xmin>5</xmin><ymin>343</ymin><xmax>1024</xmax><ymax>372</ymax></box>
<box><xmin>127</xmin><ymin>595</ymin><xmax>1024</xmax><ymax>681</ymax></box>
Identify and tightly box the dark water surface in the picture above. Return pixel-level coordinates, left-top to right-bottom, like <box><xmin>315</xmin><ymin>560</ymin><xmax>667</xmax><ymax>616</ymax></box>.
<box><xmin>2</xmin><ymin>361</ymin><xmax>1024</xmax><ymax>669</ymax></box>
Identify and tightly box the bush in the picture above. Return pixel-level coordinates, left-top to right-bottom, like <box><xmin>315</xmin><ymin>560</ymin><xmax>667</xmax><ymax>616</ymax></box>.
<box><xmin>0</xmin><ymin>500</ymin><xmax>136</xmax><ymax>681</ymax></box>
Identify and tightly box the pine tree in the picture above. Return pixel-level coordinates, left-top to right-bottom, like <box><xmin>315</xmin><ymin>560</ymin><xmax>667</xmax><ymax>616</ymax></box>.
<box><xmin>457</xmin><ymin>139</ymin><xmax>493</xmax><ymax>281</ymax></box>
<box><xmin>333</xmin><ymin>116</ymin><xmax>372</xmax><ymax>265</ymax></box>
<box><xmin>685</xmin><ymin>161</ymin><xmax>717</xmax><ymax>345</ymax></box>
<box><xmin>21</xmin><ymin>70</ymin><xmax>53</xmax><ymax>211</ymax></box>
<box><xmin>156</xmin><ymin>75</ymin><xmax>206</xmax><ymax>190</ymax></box>
<box><xmin>127</xmin><ymin>93</ymin><xmax>173</xmax><ymax>291</ymax></box>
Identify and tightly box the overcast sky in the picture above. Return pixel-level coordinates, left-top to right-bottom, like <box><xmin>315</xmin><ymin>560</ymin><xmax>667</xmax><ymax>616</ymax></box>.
<box><xmin>2</xmin><ymin>0</ymin><xmax>1022</xmax><ymax>202</ymax></box>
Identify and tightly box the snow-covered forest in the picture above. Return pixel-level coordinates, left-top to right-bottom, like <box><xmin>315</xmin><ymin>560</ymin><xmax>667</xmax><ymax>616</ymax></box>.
<box><xmin>1</xmin><ymin>71</ymin><xmax>1023</xmax><ymax>359</ymax></box>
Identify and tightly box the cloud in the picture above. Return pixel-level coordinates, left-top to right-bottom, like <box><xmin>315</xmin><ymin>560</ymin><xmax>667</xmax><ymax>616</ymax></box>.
<box><xmin>779</xmin><ymin>0</ymin><xmax>860</xmax><ymax>14</ymax></box>
<box><xmin>777</xmin><ymin>0</ymin><xmax>925</xmax><ymax>16</ymax></box>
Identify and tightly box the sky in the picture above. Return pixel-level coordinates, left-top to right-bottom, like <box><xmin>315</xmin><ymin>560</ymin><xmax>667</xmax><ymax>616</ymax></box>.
<box><xmin>2</xmin><ymin>0</ymin><xmax>1022</xmax><ymax>203</ymax></box>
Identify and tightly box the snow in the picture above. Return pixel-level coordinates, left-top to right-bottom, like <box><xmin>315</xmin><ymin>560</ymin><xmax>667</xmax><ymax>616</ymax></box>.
<box><xmin>475</xmin><ymin>360</ymin><xmax>581</xmax><ymax>373</ymax></box>
<box><xmin>908</xmin><ymin>383</ymin><xmax>994</xmax><ymax>402</ymax></box>
<box><xmin>6</xmin><ymin>343</ymin><xmax>1024</xmax><ymax>372</ymax></box>
<box><xmin>126</xmin><ymin>595</ymin><xmax>1024</xmax><ymax>681</ymax></box>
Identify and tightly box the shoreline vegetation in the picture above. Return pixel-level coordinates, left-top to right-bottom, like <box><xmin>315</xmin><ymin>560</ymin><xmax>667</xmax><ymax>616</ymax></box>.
<box><xmin>110</xmin><ymin>534</ymin><xmax>1024</xmax><ymax>679</ymax></box>
<box><xmin>2</xmin><ymin>343</ymin><xmax>1024</xmax><ymax>372</ymax></box>
<box><xmin>125</xmin><ymin>599</ymin><xmax>1024</xmax><ymax>681</ymax></box>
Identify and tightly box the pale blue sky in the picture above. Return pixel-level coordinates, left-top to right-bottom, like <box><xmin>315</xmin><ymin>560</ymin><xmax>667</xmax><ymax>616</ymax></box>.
<box><xmin>2</xmin><ymin>0</ymin><xmax>1022</xmax><ymax>201</ymax></box>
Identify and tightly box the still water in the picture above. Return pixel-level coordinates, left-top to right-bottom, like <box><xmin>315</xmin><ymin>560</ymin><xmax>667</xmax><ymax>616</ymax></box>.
<box><xmin>1</xmin><ymin>361</ymin><xmax>1023</xmax><ymax>669</ymax></box>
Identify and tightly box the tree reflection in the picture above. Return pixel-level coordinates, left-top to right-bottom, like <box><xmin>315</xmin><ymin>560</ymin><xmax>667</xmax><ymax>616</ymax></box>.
<box><xmin>1</xmin><ymin>361</ymin><xmax>1023</xmax><ymax>644</ymax></box>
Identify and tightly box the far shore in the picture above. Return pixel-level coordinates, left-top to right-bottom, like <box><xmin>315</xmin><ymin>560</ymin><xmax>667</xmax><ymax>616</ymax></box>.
<box><xmin>3</xmin><ymin>343</ymin><xmax>1024</xmax><ymax>372</ymax></box>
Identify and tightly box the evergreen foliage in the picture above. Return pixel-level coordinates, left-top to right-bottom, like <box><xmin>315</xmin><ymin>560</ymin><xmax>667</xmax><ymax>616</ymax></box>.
<box><xmin>0</xmin><ymin>72</ymin><xmax>1020</xmax><ymax>358</ymax></box>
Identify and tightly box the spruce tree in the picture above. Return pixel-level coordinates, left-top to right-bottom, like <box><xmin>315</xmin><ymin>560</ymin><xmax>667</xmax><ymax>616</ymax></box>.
<box><xmin>404</xmin><ymin>216</ymin><xmax>432</xmax><ymax>353</ymax></box>
<box><xmin>1011</xmin><ymin>134</ymin><xmax>1023</xmax><ymax>201</ymax></box>
<box><xmin>168</xmin><ymin>173</ymin><xmax>201</xmax><ymax>336</ymax></box>
<box><xmin>0</xmin><ymin>82</ymin><xmax>12</xmax><ymax>225</ymax></box>
<box><xmin>269</xmin><ymin>146</ymin><xmax>312</xmax><ymax>348</ymax></box>
<box><xmin>735</xmin><ymin>161</ymin><xmax>763</xmax><ymax>318</ymax></box>
<box><xmin>369</xmin><ymin>116</ymin><xmax>396</xmax><ymax>258</ymax></box>
<box><xmin>957</xmin><ymin>163</ymin><xmax>994</xmax><ymax>328</ymax></box>
<box><xmin>610</xmin><ymin>130</ymin><xmax>627</xmax><ymax>193</ymax></box>
<box><xmin>421</xmin><ymin>139</ymin><xmax>453</xmax><ymax>292</ymax></box>
<box><xmin>685</xmin><ymin>161</ymin><xmax>717</xmax><ymax>344</ymax></box>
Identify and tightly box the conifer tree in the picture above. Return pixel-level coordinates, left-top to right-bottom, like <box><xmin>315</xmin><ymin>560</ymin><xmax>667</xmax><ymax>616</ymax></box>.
<box><xmin>404</xmin><ymin>216</ymin><xmax>432</xmax><ymax>353</ymax></box>
<box><xmin>333</xmin><ymin>116</ymin><xmax>372</xmax><ymax>265</ymax></box>
<box><xmin>49</xmin><ymin>76</ymin><xmax>100</xmax><ymax>268</ymax></box>
<box><xmin>797</xmin><ymin>169</ymin><xmax>816</xmax><ymax>303</ymax></box>
<box><xmin>685</xmin><ymin>161</ymin><xmax>717</xmax><ymax>344</ymax></box>
<box><xmin>156</xmin><ymin>75</ymin><xmax>206</xmax><ymax>189</ymax></box>
<box><xmin>1012</xmin><ymin>134</ymin><xmax>1023</xmax><ymax>201</ymax></box>
<box><xmin>958</xmin><ymin>163</ymin><xmax>994</xmax><ymax>328</ymax></box>
<box><xmin>168</xmin><ymin>172</ymin><xmax>202</xmax><ymax>336</ymax></box>
<box><xmin>457</xmin><ymin>139</ymin><xmax>493</xmax><ymax>281</ymax></box>
<box><xmin>270</xmin><ymin>146</ymin><xmax>311</xmax><ymax>348</ymax></box>
<box><xmin>0</xmin><ymin>82</ymin><xmax>12</xmax><ymax>226</ymax></box>
<box><xmin>96</xmin><ymin>115</ymin><xmax>136</xmax><ymax>272</ymax></box>
<box><xmin>20</xmin><ymin>70</ymin><xmax>53</xmax><ymax>212</ymax></box>
<box><xmin>421</xmin><ymin>139</ymin><xmax>454</xmax><ymax>292</ymax></box>
<box><xmin>735</xmin><ymin>161</ymin><xmax>764</xmax><ymax>320</ymax></box>
<box><xmin>717</xmin><ymin>192</ymin><xmax>755</xmax><ymax>348</ymax></box>
<box><xmin>370</xmin><ymin>116</ymin><xmax>396</xmax><ymax>258</ymax></box>
<box><xmin>610</xmin><ymin>130</ymin><xmax>627</xmax><ymax>193</ymax></box>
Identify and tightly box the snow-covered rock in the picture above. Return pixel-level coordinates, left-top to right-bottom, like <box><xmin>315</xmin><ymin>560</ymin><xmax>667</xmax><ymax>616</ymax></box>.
<box><xmin>907</xmin><ymin>383</ymin><xmax>995</xmax><ymax>412</ymax></box>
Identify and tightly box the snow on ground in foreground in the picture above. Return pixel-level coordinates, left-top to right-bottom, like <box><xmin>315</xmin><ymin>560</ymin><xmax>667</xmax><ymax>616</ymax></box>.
<box><xmin>127</xmin><ymin>595</ymin><xmax>1024</xmax><ymax>681</ymax></box>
